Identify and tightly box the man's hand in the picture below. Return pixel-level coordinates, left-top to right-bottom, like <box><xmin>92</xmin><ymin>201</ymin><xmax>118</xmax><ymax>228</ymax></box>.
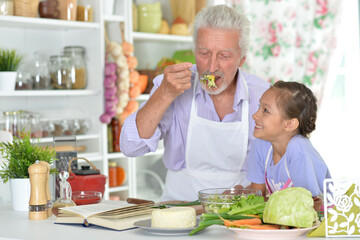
<box><xmin>159</xmin><ymin>62</ymin><xmax>193</xmax><ymax>101</ymax></box>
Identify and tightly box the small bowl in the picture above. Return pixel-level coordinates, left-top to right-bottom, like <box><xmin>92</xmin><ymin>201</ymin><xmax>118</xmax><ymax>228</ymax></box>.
<box><xmin>198</xmin><ymin>188</ymin><xmax>262</xmax><ymax>213</ymax></box>
<box><xmin>72</xmin><ymin>191</ymin><xmax>102</xmax><ymax>206</ymax></box>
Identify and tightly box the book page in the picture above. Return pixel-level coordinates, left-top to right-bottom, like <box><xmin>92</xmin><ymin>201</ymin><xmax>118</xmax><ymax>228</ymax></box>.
<box><xmin>59</xmin><ymin>201</ymin><xmax>133</xmax><ymax>218</ymax></box>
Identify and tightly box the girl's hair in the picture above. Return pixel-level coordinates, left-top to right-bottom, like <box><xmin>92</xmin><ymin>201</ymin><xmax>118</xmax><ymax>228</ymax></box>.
<box><xmin>272</xmin><ymin>81</ymin><xmax>317</xmax><ymax>137</ymax></box>
<box><xmin>192</xmin><ymin>4</ymin><xmax>251</xmax><ymax>59</ymax></box>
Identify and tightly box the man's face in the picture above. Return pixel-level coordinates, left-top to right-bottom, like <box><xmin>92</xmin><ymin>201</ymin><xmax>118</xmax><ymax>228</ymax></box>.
<box><xmin>195</xmin><ymin>28</ymin><xmax>245</xmax><ymax>95</ymax></box>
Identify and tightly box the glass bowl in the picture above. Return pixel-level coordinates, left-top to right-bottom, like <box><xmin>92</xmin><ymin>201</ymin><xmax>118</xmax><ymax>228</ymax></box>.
<box><xmin>72</xmin><ymin>191</ymin><xmax>102</xmax><ymax>206</ymax></box>
<box><xmin>198</xmin><ymin>188</ymin><xmax>262</xmax><ymax>213</ymax></box>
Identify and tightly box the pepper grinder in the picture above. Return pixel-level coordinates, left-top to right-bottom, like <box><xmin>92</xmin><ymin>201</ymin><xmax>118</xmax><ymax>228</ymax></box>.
<box><xmin>39</xmin><ymin>161</ymin><xmax>52</xmax><ymax>217</ymax></box>
<box><xmin>28</xmin><ymin>160</ymin><xmax>48</xmax><ymax>220</ymax></box>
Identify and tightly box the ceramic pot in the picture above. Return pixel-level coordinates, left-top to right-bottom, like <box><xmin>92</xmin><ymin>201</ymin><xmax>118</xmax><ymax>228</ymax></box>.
<box><xmin>0</xmin><ymin>72</ymin><xmax>17</xmax><ymax>91</ymax></box>
<box><xmin>10</xmin><ymin>178</ymin><xmax>30</xmax><ymax>211</ymax></box>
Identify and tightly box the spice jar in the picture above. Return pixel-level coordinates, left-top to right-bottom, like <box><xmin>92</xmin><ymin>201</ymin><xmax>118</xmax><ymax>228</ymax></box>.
<box><xmin>76</xmin><ymin>0</ymin><xmax>93</xmax><ymax>22</ymax></box>
<box><xmin>49</xmin><ymin>55</ymin><xmax>72</xmax><ymax>89</ymax></box>
<box><xmin>0</xmin><ymin>0</ymin><xmax>14</xmax><ymax>15</ymax></box>
<box><xmin>108</xmin><ymin>161</ymin><xmax>117</xmax><ymax>188</ymax></box>
<box><xmin>63</xmin><ymin>46</ymin><xmax>87</xmax><ymax>89</ymax></box>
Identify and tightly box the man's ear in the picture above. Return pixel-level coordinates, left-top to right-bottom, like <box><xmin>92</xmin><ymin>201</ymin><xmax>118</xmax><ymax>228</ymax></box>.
<box><xmin>284</xmin><ymin>118</ymin><xmax>299</xmax><ymax>132</ymax></box>
<box><xmin>239</xmin><ymin>56</ymin><xmax>246</xmax><ymax>67</ymax></box>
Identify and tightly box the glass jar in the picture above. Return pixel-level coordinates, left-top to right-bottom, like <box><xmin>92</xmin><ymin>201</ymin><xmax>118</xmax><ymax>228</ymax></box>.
<box><xmin>63</xmin><ymin>46</ymin><xmax>87</xmax><ymax>89</ymax></box>
<box><xmin>30</xmin><ymin>113</ymin><xmax>42</xmax><ymax>138</ymax></box>
<box><xmin>0</xmin><ymin>0</ymin><xmax>14</xmax><ymax>15</ymax></box>
<box><xmin>2</xmin><ymin>111</ymin><xmax>13</xmax><ymax>134</ymax></box>
<box><xmin>76</xmin><ymin>0</ymin><xmax>93</xmax><ymax>22</ymax></box>
<box><xmin>49</xmin><ymin>55</ymin><xmax>72</xmax><ymax>89</ymax></box>
<box><xmin>15</xmin><ymin>64</ymin><xmax>33</xmax><ymax>90</ymax></box>
<box><xmin>31</xmin><ymin>52</ymin><xmax>51</xmax><ymax>90</ymax></box>
<box><xmin>58</xmin><ymin>0</ymin><xmax>77</xmax><ymax>21</ymax></box>
<box><xmin>41</xmin><ymin>119</ymin><xmax>54</xmax><ymax>138</ymax></box>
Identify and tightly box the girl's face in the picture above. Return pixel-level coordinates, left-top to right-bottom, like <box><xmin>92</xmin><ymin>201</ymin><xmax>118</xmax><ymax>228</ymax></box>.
<box><xmin>252</xmin><ymin>88</ymin><xmax>289</xmax><ymax>142</ymax></box>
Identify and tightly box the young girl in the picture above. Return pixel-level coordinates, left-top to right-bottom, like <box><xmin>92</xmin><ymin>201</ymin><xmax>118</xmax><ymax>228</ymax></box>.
<box><xmin>247</xmin><ymin>80</ymin><xmax>331</xmax><ymax>200</ymax></box>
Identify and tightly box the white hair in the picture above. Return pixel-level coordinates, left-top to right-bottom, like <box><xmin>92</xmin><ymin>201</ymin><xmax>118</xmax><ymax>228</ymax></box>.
<box><xmin>193</xmin><ymin>4</ymin><xmax>251</xmax><ymax>58</ymax></box>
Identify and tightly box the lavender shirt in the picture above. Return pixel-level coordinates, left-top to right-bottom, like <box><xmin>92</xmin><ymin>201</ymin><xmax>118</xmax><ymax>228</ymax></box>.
<box><xmin>120</xmin><ymin>65</ymin><xmax>270</xmax><ymax>171</ymax></box>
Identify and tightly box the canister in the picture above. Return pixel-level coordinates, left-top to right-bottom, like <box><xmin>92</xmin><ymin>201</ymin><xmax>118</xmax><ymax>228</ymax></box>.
<box><xmin>63</xmin><ymin>46</ymin><xmax>87</xmax><ymax>89</ymax></box>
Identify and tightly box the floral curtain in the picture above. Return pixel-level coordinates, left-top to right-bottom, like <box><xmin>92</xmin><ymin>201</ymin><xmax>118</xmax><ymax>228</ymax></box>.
<box><xmin>230</xmin><ymin>0</ymin><xmax>342</xmax><ymax>101</ymax></box>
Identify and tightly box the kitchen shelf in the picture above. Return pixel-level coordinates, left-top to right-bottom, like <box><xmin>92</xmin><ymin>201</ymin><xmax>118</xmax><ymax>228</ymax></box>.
<box><xmin>108</xmin><ymin>185</ymin><xmax>129</xmax><ymax>193</ymax></box>
<box><xmin>106</xmin><ymin>148</ymin><xmax>164</xmax><ymax>160</ymax></box>
<box><xmin>103</xmin><ymin>15</ymin><xmax>125</xmax><ymax>22</ymax></box>
<box><xmin>133</xmin><ymin>32</ymin><xmax>193</xmax><ymax>43</ymax></box>
<box><xmin>35</xmin><ymin>134</ymin><xmax>100</xmax><ymax>143</ymax></box>
<box><xmin>77</xmin><ymin>153</ymin><xmax>103</xmax><ymax>162</ymax></box>
<box><xmin>0</xmin><ymin>15</ymin><xmax>100</xmax><ymax>30</ymax></box>
<box><xmin>0</xmin><ymin>90</ymin><xmax>100</xmax><ymax>97</ymax></box>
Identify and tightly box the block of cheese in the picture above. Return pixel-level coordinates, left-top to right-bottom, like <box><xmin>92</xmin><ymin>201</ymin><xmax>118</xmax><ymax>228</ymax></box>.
<box><xmin>151</xmin><ymin>207</ymin><xmax>196</xmax><ymax>228</ymax></box>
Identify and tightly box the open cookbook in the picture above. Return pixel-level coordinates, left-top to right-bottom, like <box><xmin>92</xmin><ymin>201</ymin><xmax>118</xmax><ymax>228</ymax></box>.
<box><xmin>55</xmin><ymin>200</ymin><xmax>154</xmax><ymax>231</ymax></box>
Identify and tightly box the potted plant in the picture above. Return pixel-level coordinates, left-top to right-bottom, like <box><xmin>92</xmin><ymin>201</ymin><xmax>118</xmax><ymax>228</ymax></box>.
<box><xmin>0</xmin><ymin>47</ymin><xmax>23</xmax><ymax>91</ymax></box>
<box><xmin>0</xmin><ymin>132</ymin><xmax>57</xmax><ymax>211</ymax></box>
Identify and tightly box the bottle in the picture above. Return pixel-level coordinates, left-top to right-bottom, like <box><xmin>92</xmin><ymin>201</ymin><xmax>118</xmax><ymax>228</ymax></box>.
<box><xmin>63</xmin><ymin>46</ymin><xmax>88</xmax><ymax>89</ymax></box>
<box><xmin>52</xmin><ymin>171</ymin><xmax>76</xmax><ymax>216</ymax></box>
<box><xmin>111</xmin><ymin>117</ymin><xmax>120</xmax><ymax>152</ymax></box>
<box><xmin>108</xmin><ymin>161</ymin><xmax>117</xmax><ymax>188</ymax></box>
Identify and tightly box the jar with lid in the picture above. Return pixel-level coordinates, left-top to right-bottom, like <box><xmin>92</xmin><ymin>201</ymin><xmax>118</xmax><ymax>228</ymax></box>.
<box><xmin>31</xmin><ymin>52</ymin><xmax>51</xmax><ymax>90</ymax></box>
<box><xmin>63</xmin><ymin>46</ymin><xmax>87</xmax><ymax>89</ymax></box>
<box><xmin>49</xmin><ymin>55</ymin><xmax>72</xmax><ymax>89</ymax></box>
<box><xmin>76</xmin><ymin>0</ymin><xmax>93</xmax><ymax>22</ymax></box>
<box><xmin>58</xmin><ymin>0</ymin><xmax>77</xmax><ymax>21</ymax></box>
<box><xmin>0</xmin><ymin>0</ymin><xmax>14</xmax><ymax>15</ymax></box>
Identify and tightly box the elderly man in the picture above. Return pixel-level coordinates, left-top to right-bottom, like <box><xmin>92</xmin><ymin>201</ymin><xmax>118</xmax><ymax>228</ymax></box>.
<box><xmin>120</xmin><ymin>5</ymin><xmax>270</xmax><ymax>201</ymax></box>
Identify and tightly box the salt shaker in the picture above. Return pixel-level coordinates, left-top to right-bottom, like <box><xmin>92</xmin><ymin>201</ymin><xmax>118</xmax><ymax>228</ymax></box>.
<box><xmin>28</xmin><ymin>160</ymin><xmax>48</xmax><ymax>220</ymax></box>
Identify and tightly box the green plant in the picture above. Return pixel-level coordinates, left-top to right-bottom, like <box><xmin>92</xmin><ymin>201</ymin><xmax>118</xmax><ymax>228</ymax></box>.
<box><xmin>0</xmin><ymin>132</ymin><xmax>57</xmax><ymax>183</ymax></box>
<box><xmin>0</xmin><ymin>48</ymin><xmax>23</xmax><ymax>71</ymax></box>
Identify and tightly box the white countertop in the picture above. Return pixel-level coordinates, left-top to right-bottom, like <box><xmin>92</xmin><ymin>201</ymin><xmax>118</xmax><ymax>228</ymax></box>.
<box><xmin>0</xmin><ymin>204</ymin><xmax>328</xmax><ymax>240</ymax></box>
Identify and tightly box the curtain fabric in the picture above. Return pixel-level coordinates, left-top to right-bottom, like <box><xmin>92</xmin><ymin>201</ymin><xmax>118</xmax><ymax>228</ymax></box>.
<box><xmin>231</xmin><ymin>0</ymin><xmax>342</xmax><ymax>101</ymax></box>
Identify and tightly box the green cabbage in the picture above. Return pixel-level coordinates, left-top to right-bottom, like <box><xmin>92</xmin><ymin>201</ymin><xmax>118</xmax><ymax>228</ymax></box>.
<box><xmin>263</xmin><ymin>187</ymin><xmax>317</xmax><ymax>228</ymax></box>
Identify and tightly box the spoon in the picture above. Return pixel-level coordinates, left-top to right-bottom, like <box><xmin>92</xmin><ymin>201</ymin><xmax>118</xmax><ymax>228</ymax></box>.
<box><xmin>191</xmin><ymin>70</ymin><xmax>216</xmax><ymax>88</ymax></box>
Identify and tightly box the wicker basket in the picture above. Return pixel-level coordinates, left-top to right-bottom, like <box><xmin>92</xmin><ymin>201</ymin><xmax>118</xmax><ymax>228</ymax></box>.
<box><xmin>14</xmin><ymin>0</ymin><xmax>39</xmax><ymax>18</ymax></box>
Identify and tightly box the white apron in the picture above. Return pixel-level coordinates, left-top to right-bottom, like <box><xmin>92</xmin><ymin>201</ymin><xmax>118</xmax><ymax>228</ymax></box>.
<box><xmin>264</xmin><ymin>146</ymin><xmax>294</xmax><ymax>195</ymax></box>
<box><xmin>161</xmin><ymin>72</ymin><xmax>250</xmax><ymax>201</ymax></box>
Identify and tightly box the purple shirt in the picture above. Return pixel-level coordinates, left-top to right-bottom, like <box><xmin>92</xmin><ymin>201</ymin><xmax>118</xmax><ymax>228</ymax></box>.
<box><xmin>120</xmin><ymin>65</ymin><xmax>270</xmax><ymax>171</ymax></box>
<box><xmin>247</xmin><ymin>135</ymin><xmax>332</xmax><ymax>196</ymax></box>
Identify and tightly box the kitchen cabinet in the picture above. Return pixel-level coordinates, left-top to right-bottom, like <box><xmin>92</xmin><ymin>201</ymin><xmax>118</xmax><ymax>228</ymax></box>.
<box><xmin>0</xmin><ymin>0</ymin><xmax>194</xmax><ymax>203</ymax></box>
<box><xmin>0</xmin><ymin>3</ymin><xmax>105</xmax><ymax>200</ymax></box>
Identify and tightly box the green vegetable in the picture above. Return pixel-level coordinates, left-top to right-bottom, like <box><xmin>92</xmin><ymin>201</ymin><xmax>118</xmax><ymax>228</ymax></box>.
<box><xmin>228</xmin><ymin>194</ymin><xmax>265</xmax><ymax>216</ymax></box>
<box><xmin>263</xmin><ymin>187</ymin><xmax>317</xmax><ymax>228</ymax></box>
<box><xmin>189</xmin><ymin>213</ymin><xmax>255</xmax><ymax>236</ymax></box>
